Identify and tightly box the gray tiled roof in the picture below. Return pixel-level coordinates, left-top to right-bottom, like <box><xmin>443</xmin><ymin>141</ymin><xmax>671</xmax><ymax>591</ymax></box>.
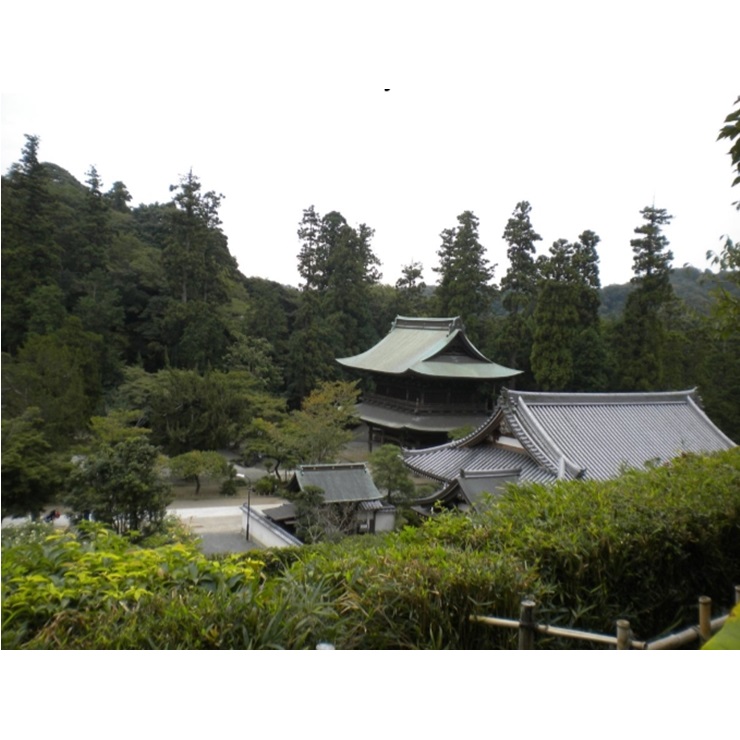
<box><xmin>262</xmin><ymin>502</ymin><xmax>296</xmax><ymax>522</ymax></box>
<box><xmin>506</xmin><ymin>389</ymin><xmax>735</xmax><ymax>480</ymax></box>
<box><xmin>413</xmin><ymin>468</ymin><xmax>527</xmax><ymax>508</ymax></box>
<box><xmin>404</xmin><ymin>389</ymin><xmax>735</xmax><ymax>485</ymax></box>
<box><xmin>337</xmin><ymin>315</ymin><xmax>520</xmax><ymax>380</ymax></box>
<box><xmin>358</xmin><ymin>499</ymin><xmax>385</xmax><ymax>511</ymax></box>
<box><xmin>290</xmin><ymin>463</ymin><xmax>384</xmax><ymax>504</ymax></box>
<box><xmin>356</xmin><ymin>401</ymin><xmax>490</xmax><ymax>433</ymax></box>
<box><xmin>405</xmin><ymin>441</ymin><xmax>555</xmax><ymax>485</ymax></box>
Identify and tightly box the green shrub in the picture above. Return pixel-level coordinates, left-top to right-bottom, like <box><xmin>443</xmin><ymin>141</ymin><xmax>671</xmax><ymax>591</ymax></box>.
<box><xmin>4</xmin><ymin>449</ymin><xmax>739</xmax><ymax>649</ymax></box>
<box><xmin>288</xmin><ymin>534</ymin><xmax>541</xmax><ymax>649</ymax></box>
<box><xmin>23</xmin><ymin>571</ymin><xmax>340</xmax><ymax>650</ymax></box>
<box><xmin>2</xmin><ymin>522</ymin><xmax>263</xmax><ymax>649</ymax></box>
<box><xmin>254</xmin><ymin>476</ymin><xmax>280</xmax><ymax>495</ymax></box>
<box><xmin>482</xmin><ymin>450</ymin><xmax>740</xmax><ymax>638</ymax></box>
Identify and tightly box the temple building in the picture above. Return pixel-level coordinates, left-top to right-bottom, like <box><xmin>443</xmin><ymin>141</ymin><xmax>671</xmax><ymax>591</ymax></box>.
<box><xmin>403</xmin><ymin>388</ymin><xmax>736</xmax><ymax>514</ymax></box>
<box><xmin>336</xmin><ymin>316</ymin><xmax>521</xmax><ymax>449</ymax></box>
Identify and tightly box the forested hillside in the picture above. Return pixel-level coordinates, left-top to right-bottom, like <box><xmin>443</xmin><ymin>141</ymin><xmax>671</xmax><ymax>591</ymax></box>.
<box><xmin>598</xmin><ymin>266</ymin><xmax>740</xmax><ymax>320</ymax></box>
<box><xmin>2</xmin><ymin>117</ymin><xmax>739</xmax><ymax>521</ymax></box>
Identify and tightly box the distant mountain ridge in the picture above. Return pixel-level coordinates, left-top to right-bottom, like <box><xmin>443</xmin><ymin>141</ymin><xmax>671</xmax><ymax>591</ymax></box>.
<box><xmin>599</xmin><ymin>266</ymin><xmax>738</xmax><ymax>319</ymax></box>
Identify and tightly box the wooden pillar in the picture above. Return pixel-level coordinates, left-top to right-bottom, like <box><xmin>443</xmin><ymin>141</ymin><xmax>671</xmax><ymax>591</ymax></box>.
<box><xmin>616</xmin><ymin>619</ymin><xmax>631</xmax><ymax>650</ymax></box>
<box><xmin>698</xmin><ymin>596</ymin><xmax>712</xmax><ymax>644</ymax></box>
<box><xmin>518</xmin><ymin>600</ymin><xmax>536</xmax><ymax>650</ymax></box>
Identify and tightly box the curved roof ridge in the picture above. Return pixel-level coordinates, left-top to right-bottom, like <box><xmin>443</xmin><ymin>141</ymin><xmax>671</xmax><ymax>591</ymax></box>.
<box><xmin>299</xmin><ymin>462</ymin><xmax>368</xmax><ymax>471</ymax></box>
<box><xmin>685</xmin><ymin>393</ymin><xmax>736</xmax><ymax>447</ymax></box>
<box><xmin>393</xmin><ymin>315</ymin><xmax>465</xmax><ymax>332</ymax></box>
<box><xmin>450</xmin><ymin>407</ymin><xmax>504</xmax><ymax>447</ymax></box>
<box><xmin>402</xmin><ymin>455</ymin><xmax>449</xmax><ymax>482</ymax></box>
<box><xmin>508</xmin><ymin>389</ymin><xmax>699</xmax><ymax>406</ymax></box>
<box><xmin>403</xmin><ymin>440</ymin><xmax>458</xmax><ymax>457</ymax></box>
<box><xmin>502</xmin><ymin>402</ymin><xmax>558</xmax><ymax>474</ymax></box>
<box><xmin>503</xmin><ymin>392</ymin><xmax>583</xmax><ymax>479</ymax></box>
<box><xmin>459</xmin><ymin>467</ymin><xmax>523</xmax><ymax>479</ymax></box>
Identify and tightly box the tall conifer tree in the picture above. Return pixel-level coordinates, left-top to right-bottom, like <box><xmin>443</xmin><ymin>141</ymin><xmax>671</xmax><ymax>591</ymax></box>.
<box><xmin>1</xmin><ymin>135</ymin><xmax>59</xmax><ymax>351</ymax></box>
<box><xmin>499</xmin><ymin>201</ymin><xmax>541</xmax><ymax>381</ymax></box>
<box><xmin>617</xmin><ymin>206</ymin><xmax>675</xmax><ymax>390</ymax></box>
<box><xmin>433</xmin><ymin>210</ymin><xmax>495</xmax><ymax>346</ymax></box>
<box><xmin>289</xmin><ymin>206</ymin><xmax>382</xmax><ymax>402</ymax></box>
<box><xmin>163</xmin><ymin>170</ymin><xmax>233</xmax><ymax>306</ymax></box>
<box><xmin>570</xmin><ymin>230</ymin><xmax>607</xmax><ymax>390</ymax></box>
<box><xmin>395</xmin><ymin>261</ymin><xmax>428</xmax><ymax>316</ymax></box>
<box><xmin>530</xmin><ymin>239</ymin><xmax>579</xmax><ymax>390</ymax></box>
<box><xmin>531</xmin><ymin>230</ymin><xmax>606</xmax><ymax>391</ymax></box>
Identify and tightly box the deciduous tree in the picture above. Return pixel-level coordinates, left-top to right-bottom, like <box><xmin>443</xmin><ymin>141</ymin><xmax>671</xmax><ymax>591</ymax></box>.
<box><xmin>1</xmin><ymin>408</ymin><xmax>68</xmax><ymax>519</ymax></box>
<box><xmin>66</xmin><ymin>436</ymin><xmax>172</xmax><ymax>535</ymax></box>
<box><xmin>170</xmin><ymin>450</ymin><xmax>230</xmax><ymax>495</ymax></box>
<box><xmin>2</xmin><ymin>318</ymin><xmax>104</xmax><ymax>446</ymax></box>
<box><xmin>717</xmin><ymin>94</ymin><xmax>740</xmax><ymax>205</ymax></box>
<box><xmin>369</xmin><ymin>444</ymin><xmax>415</xmax><ymax>505</ymax></box>
<box><xmin>115</xmin><ymin>367</ymin><xmax>284</xmax><ymax>455</ymax></box>
<box><xmin>244</xmin><ymin>380</ymin><xmax>359</xmax><ymax>478</ymax></box>
<box><xmin>285</xmin><ymin>484</ymin><xmax>359</xmax><ymax>544</ymax></box>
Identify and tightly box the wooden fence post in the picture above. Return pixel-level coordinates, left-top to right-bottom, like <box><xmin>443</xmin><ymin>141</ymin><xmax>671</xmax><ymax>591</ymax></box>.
<box><xmin>698</xmin><ymin>596</ymin><xmax>712</xmax><ymax>644</ymax></box>
<box><xmin>518</xmin><ymin>599</ymin><xmax>536</xmax><ymax>650</ymax></box>
<box><xmin>616</xmin><ymin>619</ymin><xmax>631</xmax><ymax>650</ymax></box>
<box><xmin>735</xmin><ymin>585</ymin><xmax>740</xmax><ymax>605</ymax></box>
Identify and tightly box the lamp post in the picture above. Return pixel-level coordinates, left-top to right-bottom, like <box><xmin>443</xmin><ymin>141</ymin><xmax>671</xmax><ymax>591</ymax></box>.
<box><xmin>237</xmin><ymin>473</ymin><xmax>251</xmax><ymax>542</ymax></box>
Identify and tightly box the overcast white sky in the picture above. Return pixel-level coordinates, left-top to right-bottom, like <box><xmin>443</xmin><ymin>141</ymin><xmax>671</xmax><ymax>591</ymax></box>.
<box><xmin>2</xmin><ymin>1</ymin><xmax>739</xmax><ymax>290</ymax></box>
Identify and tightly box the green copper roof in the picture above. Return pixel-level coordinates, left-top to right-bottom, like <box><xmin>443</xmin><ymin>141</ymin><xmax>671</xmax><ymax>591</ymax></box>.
<box><xmin>337</xmin><ymin>316</ymin><xmax>521</xmax><ymax>380</ymax></box>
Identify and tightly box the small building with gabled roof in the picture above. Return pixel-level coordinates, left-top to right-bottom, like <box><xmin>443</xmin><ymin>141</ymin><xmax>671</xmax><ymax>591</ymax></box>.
<box><xmin>404</xmin><ymin>388</ymin><xmax>736</xmax><ymax>513</ymax></box>
<box><xmin>282</xmin><ymin>462</ymin><xmax>396</xmax><ymax>535</ymax></box>
<box><xmin>288</xmin><ymin>462</ymin><xmax>384</xmax><ymax>504</ymax></box>
<box><xmin>336</xmin><ymin>316</ymin><xmax>521</xmax><ymax>449</ymax></box>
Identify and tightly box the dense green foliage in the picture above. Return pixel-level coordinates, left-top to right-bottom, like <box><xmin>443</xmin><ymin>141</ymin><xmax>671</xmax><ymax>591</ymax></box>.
<box><xmin>1</xmin><ymin>408</ymin><xmax>69</xmax><ymax>519</ymax></box>
<box><xmin>717</xmin><ymin>95</ymin><xmax>740</xmax><ymax>201</ymax></box>
<box><xmin>599</xmin><ymin>266</ymin><xmax>739</xmax><ymax>320</ymax></box>
<box><xmin>616</xmin><ymin>206</ymin><xmax>676</xmax><ymax>390</ymax></box>
<box><xmin>497</xmin><ymin>201</ymin><xmax>541</xmax><ymax>385</ymax></box>
<box><xmin>1</xmin><ymin>522</ymin><xmax>264</xmax><ymax>649</ymax></box>
<box><xmin>433</xmin><ymin>210</ymin><xmax>496</xmax><ymax>347</ymax></box>
<box><xmin>245</xmin><ymin>380</ymin><xmax>360</xmax><ymax>479</ymax></box>
<box><xmin>4</xmin><ymin>449</ymin><xmax>738</xmax><ymax>649</ymax></box>
<box><xmin>369</xmin><ymin>444</ymin><xmax>415</xmax><ymax>505</ymax></box>
<box><xmin>65</xmin><ymin>436</ymin><xmax>172</xmax><ymax>535</ymax></box>
<box><xmin>169</xmin><ymin>450</ymin><xmax>231</xmax><ymax>495</ymax></box>
<box><xmin>290</xmin><ymin>206</ymin><xmax>384</xmax><ymax>399</ymax></box>
<box><xmin>530</xmin><ymin>231</ymin><xmax>606</xmax><ymax>391</ymax></box>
